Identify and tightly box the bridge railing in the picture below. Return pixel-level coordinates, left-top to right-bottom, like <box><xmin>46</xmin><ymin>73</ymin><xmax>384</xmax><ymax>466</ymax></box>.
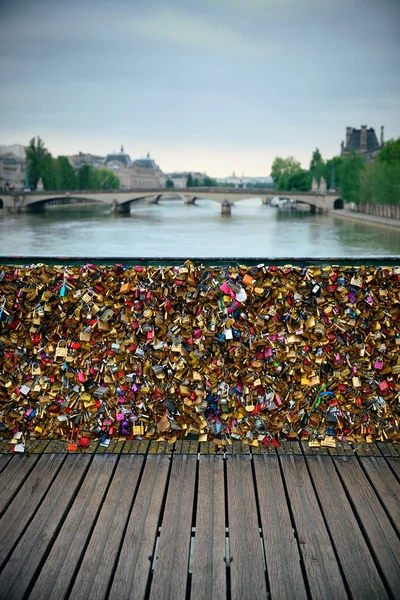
<box><xmin>0</xmin><ymin>256</ymin><xmax>398</xmax><ymax>267</ymax></box>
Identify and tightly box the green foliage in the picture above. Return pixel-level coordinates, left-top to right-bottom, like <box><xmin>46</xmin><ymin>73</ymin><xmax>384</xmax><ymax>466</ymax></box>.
<box><xmin>337</xmin><ymin>152</ymin><xmax>365</xmax><ymax>204</ymax></box>
<box><xmin>77</xmin><ymin>165</ymin><xmax>92</xmax><ymax>189</ymax></box>
<box><xmin>309</xmin><ymin>148</ymin><xmax>325</xmax><ymax>185</ymax></box>
<box><xmin>186</xmin><ymin>173</ymin><xmax>194</xmax><ymax>187</ymax></box>
<box><xmin>26</xmin><ymin>137</ymin><xmax>47</xmax><ymax>189</ymax></box>
<box><xmin>77</xmin><ymin>166</ymin><xmax>119</xmax><ymax>190</ymax></box>
<box><xmin>324</xmin><ymin>156</ymin><xmax>345</xmax><ymax>191</ymax></box>
<box><xmin>203</xmin><ymin>176</ymin><xmax>217</xmax><ymax>187</ymax></box>
<box><xmin>57</xmin><ymin>156</ymin><xmax>77</xmax><ymax>190</ymax></box>
<box><xmin>41</xmin><ymin>154</ymin><xmax>60</xmax><ymax>190</ymax></box>
<box><xmin>94</xmin><ymin>169</ymin><xmax>120</xmax><ymax>190</ymax></box>
<box><xmin>245</xmin><ymin>181</ymin><xmax>275</xmax><ymax>189</ymax></box>
<box><xmin>26</xmin><ymin>138</ymin><xmax>119</xmax><ymax>191</ymax></box>
<box><xmin>286</xmin><ymin>169</ymin><xmax>311</xmax><ymax>191</ymax></box>
<box><xmin>377</xmin><ymin>138</ymin><xmax>400</xmax><ymax>166</ymax></box>
<box><xmin>360</xmin><ymin>161</ymin><xmax>400</xmax><ymax>205</ymax></box>
<box><xmin>270</xmin><ymin>142</ymin><xmax>400</xmax><ymax>206</ymax></box>
<box><xmin>270</xmin><ymin>156</ymin><xmax>301</xmax><ymax>190</ymax></box>
<box><xmin>217</xmin><ymin>182</ymin><xmax>235</xmax><ymax>188</ymax></box>
<box><xmin>165</xmin><ymin>178</ymin><xmax>174</xmax><ymax>189</ymax></box>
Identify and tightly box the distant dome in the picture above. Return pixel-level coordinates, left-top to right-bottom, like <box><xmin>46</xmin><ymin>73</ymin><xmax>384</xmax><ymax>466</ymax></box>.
<box><xmin>133</xmin><ymin>153</ymin><xmax>158</xmax><ymax>170</ymax></box>
<box><xmin>104</xmin><ymin>145</ymin><xmax>132</xmax><ymax>167</ymax></box>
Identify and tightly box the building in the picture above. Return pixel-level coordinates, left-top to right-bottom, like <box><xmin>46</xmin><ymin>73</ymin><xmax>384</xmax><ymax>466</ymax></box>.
<box><xmin>67</xmin><ymin>146</ymin><xmax>165</xmax><ymax>189</ymax></box>
<box><xmin>0</xmin><ymin>144</ymin><xmax>26</xmax><ymax>160</ymax></box>
<box><xmin>216</xmin><ymin>173</ymin><xmax>274</xmax><ymax>188</ymax></box>
<box><xmin>104</xmin><ymin>147</ymin><xmax>164</xmax><ymax>189</ymax></box>
<box><xmin>340</xmin><ymin>125</ymin><xmax>384</xmax><ymax>161</ymax></box>
<box><xmin>67</xmin><ymin>152</ymin><xmax>105</xmax><ymax>169</ymax></box>
<box><xmin>165</xmin><ymin>173</ymin><xmax>188</xmax><ymax>188</ymax></box>
<box><xmin>164</xmin><ymin>172</ymin><xmax>208</xmax><ymax>188</ymax></box>
<box><xmin>0</xmin><ymin>145</ymin><xmax>26</xmax><ymax>191</ymax></box>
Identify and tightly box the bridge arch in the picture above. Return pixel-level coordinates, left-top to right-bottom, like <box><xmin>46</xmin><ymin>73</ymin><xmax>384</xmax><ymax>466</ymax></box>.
<box><xmin>333</xmin><ymin>198</ymin><xmax>344</xmax><ymax>209</ymax></box>
<box><xmin>25</xmin><ymin>195</ymin><xmax>108</xmax><ymax>211</ymax></box>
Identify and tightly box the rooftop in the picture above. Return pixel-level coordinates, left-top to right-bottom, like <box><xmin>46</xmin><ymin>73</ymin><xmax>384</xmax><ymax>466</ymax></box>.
<box><xmin>344</xmin><ymin>127</ymin><xmax>382</xmax><ymax>153</ymax></box>
<box><xmin>104</xmin><ymin>145</ymin><xmax>132</xmax><ymax>167</ymax></box>
<box><xmin>133</xmin><ymin>152</ymin><xmax>159</xmax><ymax>170</ymax></box>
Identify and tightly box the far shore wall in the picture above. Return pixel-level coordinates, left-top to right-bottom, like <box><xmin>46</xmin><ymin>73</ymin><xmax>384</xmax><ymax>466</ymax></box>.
<box><xmin>356</xmin><ymin>203</ymin><xmax>400</xmax><ymax>219</ymax></box>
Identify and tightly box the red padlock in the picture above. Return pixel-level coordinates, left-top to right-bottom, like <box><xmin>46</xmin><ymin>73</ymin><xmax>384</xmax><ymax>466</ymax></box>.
<box><xmin>79</xmin><ymin>436</ymin><xmax>91</xmax><ymax>449</ymax></box>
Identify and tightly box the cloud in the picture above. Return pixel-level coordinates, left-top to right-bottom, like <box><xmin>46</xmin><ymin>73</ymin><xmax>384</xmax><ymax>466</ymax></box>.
<box><xmin>124</xmin><ymin>9</ymin><xmax>271</xmax><ymax>57</ymax></box>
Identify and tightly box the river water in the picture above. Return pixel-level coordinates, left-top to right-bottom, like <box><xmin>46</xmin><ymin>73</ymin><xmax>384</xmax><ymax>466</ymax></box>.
<box><xmin>1</xmin><ymin>198</ymin><xmax>400</xmax><ymax>258</ymax></box>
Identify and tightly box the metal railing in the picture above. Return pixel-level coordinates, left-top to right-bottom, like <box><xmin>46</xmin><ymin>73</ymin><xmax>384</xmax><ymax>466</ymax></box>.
<box><xmin>0</xmin><ymin>256</ymin><xmax>398</xmax><ymax>267</ymax></box>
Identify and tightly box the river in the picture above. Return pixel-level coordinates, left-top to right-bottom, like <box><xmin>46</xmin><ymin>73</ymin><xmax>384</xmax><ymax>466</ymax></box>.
<box><xmin>1</xmin><ymin>198</ymin><xmax>400</xmax><ymax>257</ymax></box>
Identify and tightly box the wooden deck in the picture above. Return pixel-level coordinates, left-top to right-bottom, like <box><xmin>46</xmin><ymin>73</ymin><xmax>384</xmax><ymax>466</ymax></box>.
<box><xmin>0</xmin><ymin>441</ymin><xmax>399</xmax><ymax>600</ymax></box>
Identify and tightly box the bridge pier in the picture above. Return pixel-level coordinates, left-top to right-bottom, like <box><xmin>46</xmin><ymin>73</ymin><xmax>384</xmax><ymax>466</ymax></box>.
<box><xmin>221</xmin><ymin>199</ymin><xmax>232</xmax><ymax>216</ymax></box>
<box><xmin>111</xmin><ymin>201</ymin><xmax>130</xmax><ymax>215</ymax></box>
<box><xmin>183</xmin><ymin>196</ymin><xmax>196</xmax><ymax>205</ymax></box>
<box><xmin>262</xmin><ymin>197</ymin><xmax>271</xmax><ymax>205</ymax></box>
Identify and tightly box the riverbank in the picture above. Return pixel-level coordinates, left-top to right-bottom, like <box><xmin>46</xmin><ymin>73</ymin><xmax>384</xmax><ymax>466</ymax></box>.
<box><xmin>330</xmin><ymin>208</ymin><xmax>400</xmax><ymax>229</ymax></box>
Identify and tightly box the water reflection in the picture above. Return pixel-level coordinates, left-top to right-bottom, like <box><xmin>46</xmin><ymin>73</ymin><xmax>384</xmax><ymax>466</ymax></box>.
<box><xmin>1</xmin><ymin>201</ymin><xmax>399</xmax><ymax>257</ymax></box>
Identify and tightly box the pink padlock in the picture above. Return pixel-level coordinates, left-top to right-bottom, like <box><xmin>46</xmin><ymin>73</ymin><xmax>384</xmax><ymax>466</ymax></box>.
<box><xmin>77</xmin><ymin>371</ymin><xmax>86</xmax><ymax>383</ymax></box>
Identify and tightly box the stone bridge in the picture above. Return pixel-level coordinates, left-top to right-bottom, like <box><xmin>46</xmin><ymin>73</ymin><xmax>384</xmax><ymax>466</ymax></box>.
<box><xmin>0</xmin><ymin>188</ymin><xmax>343</xmax><ymax>215</ymax></box>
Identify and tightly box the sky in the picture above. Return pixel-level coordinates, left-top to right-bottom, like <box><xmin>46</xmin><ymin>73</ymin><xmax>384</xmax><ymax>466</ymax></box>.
<box><xmin>0</xmin><ymin>0</ymin><xmax>399</xmax><ymax>176</ymax></box>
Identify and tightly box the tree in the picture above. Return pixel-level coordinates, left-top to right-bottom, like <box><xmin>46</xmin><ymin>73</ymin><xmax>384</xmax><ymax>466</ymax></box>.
<box><xmin>192</xmin><ymin>178</ymin><xmax>200</xmax><ymax>187</ymax></box>
<box><xmin>41</xmin><ymin>153</ymin><xmax>60</xmax><ymax>190</ymax></box>
<box><xmin>270</xmin><ymin>156</ymin><xmax>301</xmax><ymax>190</ymax></box>
<box><xmin>78</xmin><ymin>165</ymin><xmax>93</xmax><ymax>189</ymax></box>
<box><xmin>26</xmin><ymin>136</ymin><xmax>47</xmax><ymax>189</ymax></box>
<box><xmin>360</xmin><ymin>160</ymin><xmax>400</xmax><ymax>206</ymax></box>
<box><xmin>187</xmin><ymin>173</ymin><xmax>194</xmax><ymax>187</ymax></box>
<box><xmin>57</xmin><ymin>156</ymin><xmax>77</xmax><ymax>190</ymax></box>
<box><xmin>165</xmin><ymin>178</ymin><xmax>174</xmax><ymax>189</ymax></box>
<box><xmin>286</xmin><ymin>169</ymin><xmax>311</xmax><ymax>191</ymax></box>
<box><xmin>203</xmin><ymin>176</ymin><xmax>217</xmax><ymax>187</ymax></box>
<box><xmin>95</xmin><ymin>169</ymin><xmax>120</xmax><ymax>190</ymax></box>
<box><xmin>338</xmin><ymin>152</ymin><xmax>365</xmax><ymax>204</ymax></box>
<box><xmin>377</xmin><ymin>138</ymin><xmax>400</xmax><ymax>166</ymax></box>
<box><xmin>324</xmin><ymin>156</ymin><xmax>345</xmax><ymax>191</ymax></box>
<box><xmin>309</xmin><ymin>148</ymin><xmax>325</xmax><ymax>185</ymax></box>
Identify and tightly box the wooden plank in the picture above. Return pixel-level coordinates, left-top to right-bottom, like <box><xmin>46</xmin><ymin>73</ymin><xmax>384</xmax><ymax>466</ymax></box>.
<box><xmin>25</xmin><ymin>439</ymin><xmax>50</xmax><ymax>454</ymax></box>
<box><xmin>43</xmin><ymin>439</ymin><xmax>67</xmax><ymax>453</ymax></box>
<box><xmin>280</xmin><ymin>454</ymin><xmax>347</xmax><ymax>600</ymax></box>
<box><xmin>191</xmin><ymin>456</ymin><xmax>226</xmax><ymax>600</ymax></box>
<box><xmin>377</xmin><ymin>442</ymin><xmax>399</xmax><ymax>457</ymax></box>
<box><xmin>122</xmin><ymin>440</ymin><xmax>141</xmax><ymax>453</ymax></box>
<box><xmin>137</xmin><ymin>440</ymin><xmax>150</xmax><ymax>454</ymax></box>
<box><xmin>29</xmin><ymin>454</ymin><xmax>118</xmax><ymax>600</ymax></box>
<box><xmin>386</xmin><ymin>457</ymin><xmax>400</xmax><ymax>480</ymax></box>
<box><xmin>254</xmin><ymin>455</ymin><xmax>308</xmax><ymax>600</ymax></box>
<box><xmin>0</xmin><ymin>453</ymin><xmax>42</xmax><ymax>516</ymax></box>
<box><xmin>0</xmin><ymin>453</ymin><xmax>12</xmax><ymax>474</ymax></box>
<box><xmin>333</xmin><ymin>456</ymin><xmax>400</xmax><ymax>598</ymax></box>
<box><xmin>70</xmin><ymin>455</ymin><xmax>144</xmax><ymax>600</ymax></box>
<box><xmin>0</xmin><ymin>454</ymin><xmax>65</xmax><ymax>569</ymax></box>
<box><xmin>108</xmin><ymin>455</ymin><xmax>171</xmax><ymax>600</ymax></box>
<box><xmin>226</xmin><ymin>454</ymin><xmax>267</xmax><ymax>600</ymax></box>
<box><xmin>306</xmin><ymin>456</ymin><xmax>389</xmax><ymax>600</ymax></box>
<box><xmin>360</xmin><ymin>457</ymin><xmax>400</xmax><ymax>536</ymax></box>
<box><xmin>149</xmin><ymin>455</ymin><xmax>197</xmax><ymax>600</ymax></box>
<box><xmin>0</xmin><ymin>454</ymin><xmax>91</xmax><ymax>600</ymax></box>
